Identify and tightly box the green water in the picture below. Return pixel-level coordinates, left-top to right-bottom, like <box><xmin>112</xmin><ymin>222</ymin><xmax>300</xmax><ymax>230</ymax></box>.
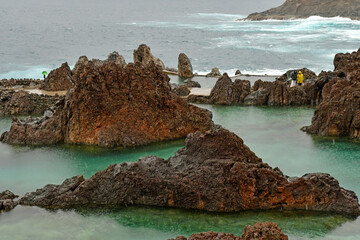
<box><xmin>0</xmin><ymin>106</ymin><xmax>359</xmax><ymax>239</ymax></box>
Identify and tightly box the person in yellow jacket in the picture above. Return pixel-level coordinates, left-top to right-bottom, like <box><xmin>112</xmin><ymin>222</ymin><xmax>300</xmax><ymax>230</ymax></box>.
<box><xmin>297</xmin><ymin>70</ymin><xmax>304</xmax><ymax>86</ymax></box>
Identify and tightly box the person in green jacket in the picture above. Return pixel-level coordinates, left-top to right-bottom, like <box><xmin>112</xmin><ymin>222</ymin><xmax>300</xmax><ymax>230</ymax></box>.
<box><xmin>297</xmin><ymin>70</ymin><xmax>304</xmax><ymax>86</ymax></box>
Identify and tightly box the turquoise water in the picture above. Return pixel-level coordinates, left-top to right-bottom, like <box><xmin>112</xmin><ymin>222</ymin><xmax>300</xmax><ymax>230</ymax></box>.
<box><xmin>0</xmin><ymin>106</ymin><xmax>360</xmax><ymax>239</ymax></box>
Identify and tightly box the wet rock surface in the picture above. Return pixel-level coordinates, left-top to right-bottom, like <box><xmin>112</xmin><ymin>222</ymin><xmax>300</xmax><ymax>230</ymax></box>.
<box><xmin>178</xmin><ymin>53</ymin><xmax>194</xmax><ymax>78</ymax></box>
<box><xmin>170</xmin><ymin>222</ymin><xmax>288</xmax><ymax>240</ymax></box>
<box><xmin>134</xmin><ymin>44</ymin><xmax>165</xmax><ymax>69</ymax></box>
<box><xmin>1</xmin><ymin>57</ymin><xmax>213</xmax><ymax>147</ymax></box>
<box><xmin>245</xmin><ymin>0</ymin><xmax>360</xmax><ymax>21</ymax></box>
<box><xmin>304</xmin><ymin>49</ymin><xmax>360</xmax><ymax>137</ymax></box>
<box><xmin>19</xmin><ymin>127</ymin><xmax>360</xmax><ymax>216</ymax></box>
<box><xmin>0</xmin><ymin>190</ymin><xmax>18</xmax><ymax>212</ymax></box>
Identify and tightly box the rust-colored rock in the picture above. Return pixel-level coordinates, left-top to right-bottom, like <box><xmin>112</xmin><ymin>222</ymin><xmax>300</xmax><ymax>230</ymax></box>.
<box><xmin>1</xmin><ymin>58</ymin><xmax>213</xmax><ymax>147</ymax></box>
<box><xmin>19</xmin><ymin>127</ymin><xmax>360</xmax><ymax>216</ymax></box>
<box><xmin>178</xmin><ymin>53</ymin><xmax>194</xmax><ymax>78</ymax></box>
<box><xmin>133</xmin><ymin>44</ymin><xmax>165</xmax><ymax>69</ymax></box>
<box><xmin>41</xmin><ymin>62</ymin><xmax>74</xmax><ymax>91</ymax></box>
<box><xmin>304</xmin><ymin>49</ymin><xmax>360</xmax><ymax>137</ymax></box>
<box><xmin>241</xmin><ymin>222</ymin><xmax>288</xmax><ymax>240</ymax></box>
<box><xmin>169</xmin><ymin>222</ymin><xmax>288</xmax><ymax>240</ymax></box>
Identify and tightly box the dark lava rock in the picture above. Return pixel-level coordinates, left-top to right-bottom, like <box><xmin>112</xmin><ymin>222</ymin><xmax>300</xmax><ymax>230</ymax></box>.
<box><xmin>171</xmin><ymin>84</ymin><xmax>191</xmax><ymax>97</ymax></box>
<box><xmin>235</xmin><ymin>70</ymin><xmax>242</xmax><ymax>75</ymax></box>
<box><xmin>134</xmin><ymin>44</ymin><xmax>165</xmax><ymax>70</ymax></box>
<box><xmin>188</xmin><ymin>73</ymin><xmax>250</xmax><ymax>105</ymax></box>
<box><xmin>178</xmin><ymin>53</ymin><xmax>194</xmax><ymax>78</ymax></box>
<box><xmin>245</xmin><ymin>0</ymin><xmax>360</xmax><ymax>21</ymax></box>
<box><xmin>19</xmin><ymin>127</ymin><xmax>360</xmax><ymax>216</ymax></box>
<box><xmin>41</xmin><ymin>62</ymin><xmax>74</xmax><ymax>91</ymax></box>
<box><xmin>1</xmin><ymin>57</ymin><xmax>213</xmax><ymax>147</ymax></box>
<box><xmin>170</xmin><ymin>222</ymin><xmax>288</xmax><ymax>240</ymax></box>
<box><xmin>304</xmin><ymin>49</ymin><xmax>360</xmax><ymax>137</ymax></box>
<box><xmin>206</xmin><ymin>67</ymin><xmax>221</xmax><ymax>77</ymax></box>
<box><xmin>0</xmin><ymin>190</ymin><xmax>18</xmax><ymax>212</ymax></box>
<box><xmin>184</xmin><ymin>79</ymin><xmax>201</xmax><ymax>88</ymax></box>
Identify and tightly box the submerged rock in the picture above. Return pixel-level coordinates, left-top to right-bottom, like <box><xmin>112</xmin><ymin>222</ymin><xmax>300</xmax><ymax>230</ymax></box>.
<box><xmin>178</xmin><ymin>53</ymin><xmax>194</xmax><ymax>78</ymax></box>
<box><xmin>170</xmin><ymin>222</ymin><xmax>288</xmax><ymax>240</ymax></box>
<box><xmin>0</xmin><ymin>190</ymin><xmax>18</xmax><ymax>212</ymax></box>
<box><xmin>304</xmin><ymin>49</ymin><xmax>360</xmax><ymax>137</ymax></box>
<box><xmin>1</xmin><ymin>58</ymin><xmax>213</xmax><ymax>147</ymax></box>
<box><xmin>245</xmin><ymin>0</ymin><xmax>360</xmax><ymax>21</ymax></box>
<box><xmin>134</xmin><ymin>44</ymin><xmax>165</xmax><ymax>69</ymax></box>
<box><xmin>19</xmin><ymin>127</ymin><xmax>360</xmax><ymax>216</ymax></box>
<box><xmin>206</xmin><ymin>67</ymin><xmax>221</xmax><ymax>77</ymax></box>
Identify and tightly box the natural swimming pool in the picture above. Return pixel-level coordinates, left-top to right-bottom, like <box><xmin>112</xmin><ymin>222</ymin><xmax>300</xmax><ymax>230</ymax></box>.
<box><xmin>0</xmin><ymin>106</ymin><xmax>359</xmax><ymax>239</ymax></box>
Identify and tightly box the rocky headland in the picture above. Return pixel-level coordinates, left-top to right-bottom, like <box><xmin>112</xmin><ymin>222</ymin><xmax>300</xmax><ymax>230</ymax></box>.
<box><xmin>303</xmin><ymin>48</ymin><xmax>360</xmax><ymax>137</ymax></box>
<box><xmin>170</xmin><ymin>222</ymin><xmax>288</xmax><ymax>240</ymax></box>
<box><xmin>245</xmin><ymin>0</ymin><xmax>360</xmax><ymax>21</ymax></box>
<box><xmin>18</xmin><ymin>127</ymin><xmax>360</xmax><ymax>216</ymax></box>
<box><xmin>1</xmin><ymin>53</ymin><xmax>213</xmax><ymax>147</ymax></box>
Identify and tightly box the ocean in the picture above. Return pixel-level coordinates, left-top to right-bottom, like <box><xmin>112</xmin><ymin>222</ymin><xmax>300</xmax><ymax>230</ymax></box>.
<box><xmin>0</xmin><ymin>0</ymin><xmax>359</xmax><ymax>79</ymax></box>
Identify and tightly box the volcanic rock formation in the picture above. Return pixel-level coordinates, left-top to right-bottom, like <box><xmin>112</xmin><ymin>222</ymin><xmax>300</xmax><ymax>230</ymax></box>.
<box><xmin>276</xmin><ymin>68</ymin><xmax>317</xmax><ymax>83</ymax></box>
<box><xmin>19</xmin><ymin>127</ymin><xmax>360</xmax><ymax>216</ymax></box>
<box><xmin>178</xmin><ymin>53</ymin><xmax>194</xmax><ymax>78</ymax></box>
<box><xmin>206</xmin><ymin>67</ymin><xmax>221</xmax><ymax>77</ymax></box>
<box><xmin>188</xmin><ymin>73</ymin><xmax>320</xmax><ymax>106</ymax></box>
<box><xmin>245</xmin><ymin>0</ymin><xmax>360</xmax><ymax>21</ymax></box>
<box><xmin>1</xmin><ymin>56</ymin><xmax>213</xmax><ymax>147</ymax></box>
<box><xmin>304</xmin><ymin>49</ymin><xmax>360</xmax><ymax>137</ymax></box>
<box><xmin>0</xmin><ymin>90</ymin><xmax>63</xmax><ymax>116</ymax></box>
<box><xmin>134</xmin><ymin>44</ymin><xmax>165</xmax><ymax>69</ymax></box>
<box><xmin>41</xmin><ymin>62</ymin><xmax>74</xmax><ymax>91</ymax></box>
<box><xmin>0</xmin><ymin>190</ymin><xmax>18</xmax><ymax>212</ymax></box>
<box><xmin>170</xmin><ymin>222</ymin><xmax>288</xmax><ymax>240</ymax></box>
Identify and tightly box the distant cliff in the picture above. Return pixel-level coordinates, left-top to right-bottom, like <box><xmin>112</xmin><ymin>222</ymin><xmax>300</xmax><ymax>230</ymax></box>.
<box><xmin>245</xmin><ymin>0</ymin><xmax>360</xmax><ymax>21</ymax></box>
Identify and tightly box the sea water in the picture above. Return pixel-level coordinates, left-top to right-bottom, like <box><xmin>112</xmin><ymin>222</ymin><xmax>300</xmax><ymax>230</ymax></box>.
<box><xmin>0</xmin><ymin>106</ymin><xmax>360</xmax><ymax>240</ymax></box>
<box><xmin>0</xmin><ymin>0</ymin><xmax>359</xmax><ymax>79</ymax></box>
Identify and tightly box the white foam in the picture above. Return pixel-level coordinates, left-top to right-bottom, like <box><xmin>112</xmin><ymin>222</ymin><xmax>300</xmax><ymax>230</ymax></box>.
<box><xmin>0</xmin><ymin>66</ymin><xmax>50</xmax><ymax>79</ymax></box>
